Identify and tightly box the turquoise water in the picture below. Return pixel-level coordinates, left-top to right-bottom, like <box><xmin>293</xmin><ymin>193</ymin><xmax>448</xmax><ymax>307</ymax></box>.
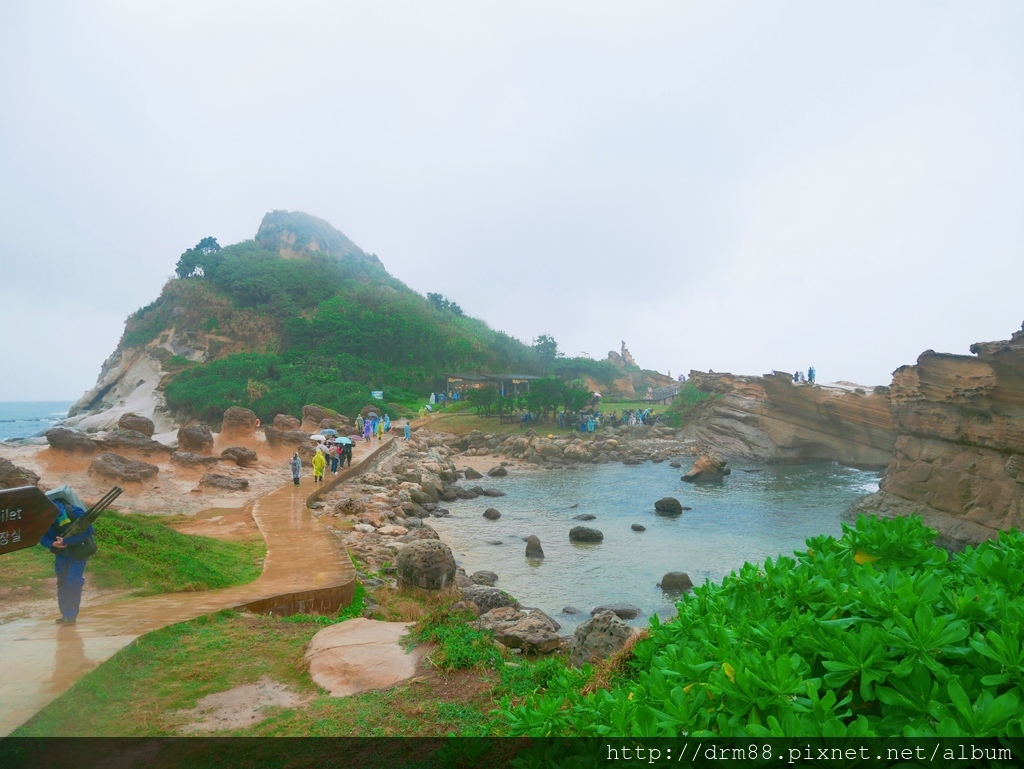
<box><xmin>0</xmin><ymin>401</ymin><xmax>74</xmax><ymax>442</ymax></box>
<box><xmin>430</xmin><ymin>459</ymin><xmax>879</xmax><ymax>630</ymax></box>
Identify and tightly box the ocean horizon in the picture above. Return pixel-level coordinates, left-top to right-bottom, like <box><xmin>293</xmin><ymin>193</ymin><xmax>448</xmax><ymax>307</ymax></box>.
<box><xmin>0</xmin><ymin>400</ymin><xmax>75</xmax><ymax>442</ymax></box>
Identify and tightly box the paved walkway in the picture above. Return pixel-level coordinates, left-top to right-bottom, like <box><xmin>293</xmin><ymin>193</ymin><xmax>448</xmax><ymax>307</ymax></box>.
<box><xmin>0</xmin><ymin>439</ymin><xmax>396</xmax><ymax>736</ymax></box>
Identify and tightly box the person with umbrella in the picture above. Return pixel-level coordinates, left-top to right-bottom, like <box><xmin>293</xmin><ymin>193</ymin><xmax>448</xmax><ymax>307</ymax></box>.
<box><xmin>338</xmin><ymin>436</ymin><xmax>354</xmax><ymax>467</ymax></box>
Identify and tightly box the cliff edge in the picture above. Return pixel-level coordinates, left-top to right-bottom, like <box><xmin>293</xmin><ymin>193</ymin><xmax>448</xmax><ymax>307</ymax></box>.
<box><xmin>683</xmin><ymin>371</ymin><xmax>896</xmax><ymax>468</ymax></box>
<box><xmin>854</xmin><ymin>323</ymin><xmax>1024</xmax><ymax>545</ymax></box>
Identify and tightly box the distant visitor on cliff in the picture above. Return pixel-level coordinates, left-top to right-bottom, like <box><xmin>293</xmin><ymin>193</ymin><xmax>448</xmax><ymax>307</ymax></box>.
<box><xmin>404</xmin><ymin>422</ymin><xmax>411</xmax><ymax>440</ymax></box>
<box><xmin>808</xmin><ymin>366</ymin><xmax>816</xmax><ymax>384</ymax></box>
<box><xmin>290</xmin><ymin>452</ymin><xmax>302</xmax><ymax>486</ymax></box>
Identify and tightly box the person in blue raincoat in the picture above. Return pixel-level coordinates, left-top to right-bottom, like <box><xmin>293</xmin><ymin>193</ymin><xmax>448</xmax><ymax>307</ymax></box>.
<box><xmin>40</xmin><ymin>500</ymin><xmax>95</xmax><ymax>624</ymax></box>
<box><xmin>404</xmin><ymin>421</ymin><xmax>412</xmax><ymax>440</ymax></box>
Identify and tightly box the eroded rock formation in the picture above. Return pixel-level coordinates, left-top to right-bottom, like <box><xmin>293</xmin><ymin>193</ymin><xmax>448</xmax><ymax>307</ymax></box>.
<box><xmin>685</xmin><ymin>371</ymin><xmax>896</xmax><ymax>468</ymax></box>
<box><xmin>857</xmin><ymin>324</ymin><xmax>1024</xmax><ymax>544</ymax></box>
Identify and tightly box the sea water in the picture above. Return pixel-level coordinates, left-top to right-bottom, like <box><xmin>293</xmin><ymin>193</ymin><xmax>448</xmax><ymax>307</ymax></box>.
<box><xmin>0</xmin><ymin>401</ymin><xmax>74</xmax><ymax>442</ymax></box>
<box><xmin>430</xmin><ymin>459</ymin><xmax>880</xmax><ymax>630</ymax></box>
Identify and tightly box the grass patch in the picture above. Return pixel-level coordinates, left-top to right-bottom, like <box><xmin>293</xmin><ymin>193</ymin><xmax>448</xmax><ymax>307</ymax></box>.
<box><xmin>2</xmin><ymin>512</ymin><xmax>265</xmax><ymax>598</ymax></box>
<box><xmin>11</xmin><ymin>605</ymin><xmax>559</xmax><ymax>738</ymax></box>
<box><xmin>405</xmin><ymin>604</ymin><xmax>505</xmax><ymax>671</ymax></box>
<box><xmin>91</xmin><ymin>512</ymin><xmax>265</xmax><ymax>595</ymax></box>
<box><xmin>369</xmin><ymin>584</ymin><xmax>460</xmax><ymax>622</ymax></box>
<box><xmin>0</xmin><ymin>545</ymin><xmax>54</xmax><ymax>599</ymax></box>
<box><xmin>13</xmin><ymin>610</ymin><xmax>318</xmax><ymax>737</ymax></box>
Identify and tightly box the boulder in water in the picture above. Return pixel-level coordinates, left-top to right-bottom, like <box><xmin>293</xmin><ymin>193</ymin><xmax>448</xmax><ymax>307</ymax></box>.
<box><xmin>659</xmin><ymin>572</ymin><xmax>694</xmax><ymax>592</ymax></box>
<box><xmin>682</xmin><ymin>453</ymin><xmax>730</xmax><ymax>483</ymax></box>
<box><xmin>654</xmin><ymin>497</ymin><xmax>683</xmax><ymax>515</ymax></box>
<box><xmin>525</xmin><ymin>534</ymin><xmax>544</xmax><ymax>558</ymax></box>
<box><xmin>569</xmin><ymin>526</ymin><xmax>603</xmax><ymax>543</ymax></box>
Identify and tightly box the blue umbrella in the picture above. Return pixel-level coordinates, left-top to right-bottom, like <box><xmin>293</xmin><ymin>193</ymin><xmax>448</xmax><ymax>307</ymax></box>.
<box><xmin>321</xmin><ymin>428</ymin><xmax>339</xmax><ymax>436</ymax></box>
<box><xmin>336</xmin><ymin>436</ymin><xmax>353</xmax><ymax>445</ymax></box>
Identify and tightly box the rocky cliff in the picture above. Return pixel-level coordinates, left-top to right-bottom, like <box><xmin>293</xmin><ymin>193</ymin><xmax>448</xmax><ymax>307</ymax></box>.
<box><xmin>854</xmin><ymin>324</ymin><xmax>1024</xmax><ymax>545</ymax></box>
<box><xmin>683</xmin><ymin>371</ymin><xmax>896</xmax><ymax>468</ymax></box>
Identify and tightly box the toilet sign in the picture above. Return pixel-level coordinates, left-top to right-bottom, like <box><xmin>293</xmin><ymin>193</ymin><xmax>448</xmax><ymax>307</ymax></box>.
<box><xmin>0</xmin><ymin>486</ymin><xmax>59</xmax><ymax>556</ymax></box>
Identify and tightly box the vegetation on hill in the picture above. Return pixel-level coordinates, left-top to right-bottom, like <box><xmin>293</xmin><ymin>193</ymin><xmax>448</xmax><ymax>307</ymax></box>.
<box><xmin>125</xmin><ymin>213</ymin><xmax>550</xmax><ymax>423</ymax></box>
<box><xmin>662</xmin><ymin>380</ymin><xmax>714</xmax><ymax>427</ymax></box>
<box><xmin>503</xmin><ymin>515</ymin><xmax>1024</xmax><ymax>738</ymax></box>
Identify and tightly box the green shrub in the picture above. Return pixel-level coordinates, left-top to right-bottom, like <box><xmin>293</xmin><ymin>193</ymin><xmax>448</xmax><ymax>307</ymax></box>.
<box><xmin>662</xmin><ymin>380</ymin><xmax>714</xmax><ymax>427</ymax></box>
<box><xmin>406</xmin><ymin>606</ymin><xmax>505</xmax><ymax>671</ymax></box>
<box><xmin>503</xmin><ymin>515</ymin><xmax>1024</xmax><ymax>737</ymax></box>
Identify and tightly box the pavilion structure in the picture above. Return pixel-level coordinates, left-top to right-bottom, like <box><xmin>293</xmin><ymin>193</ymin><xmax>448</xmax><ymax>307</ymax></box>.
<box><xmin>443</xmin><ymin>373</ymin><xmax>540</xmax><ymax>398</ymax></box>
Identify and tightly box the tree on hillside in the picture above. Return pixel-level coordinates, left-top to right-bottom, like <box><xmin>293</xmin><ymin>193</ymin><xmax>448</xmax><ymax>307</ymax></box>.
<box><xmin>195</xmin><ymin>237</ymin><xmax>221</xmax><ymax>254</ymax></box>
<box><xmin>427</xmin><ymin>292</ymin><xmax>464</xmax><ymax>317</ymax></box>
<box><xmin>533</xmin><ymin>334</ymin><xmax>561</xmax><ymax>361</ymax></box>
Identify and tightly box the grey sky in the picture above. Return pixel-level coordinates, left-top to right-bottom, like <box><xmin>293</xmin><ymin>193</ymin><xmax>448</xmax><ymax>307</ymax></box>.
<box><xmin>2</xmin><ymin>1</ymin><xmax>1021</xmax><ymax>400</ymax></box>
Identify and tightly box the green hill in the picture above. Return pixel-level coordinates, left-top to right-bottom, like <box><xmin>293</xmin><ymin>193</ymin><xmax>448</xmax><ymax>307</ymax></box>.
<box><xmin>123</xmin><ymin>211</ymin><xmax>549</xmax><ymax>423</ymax></box>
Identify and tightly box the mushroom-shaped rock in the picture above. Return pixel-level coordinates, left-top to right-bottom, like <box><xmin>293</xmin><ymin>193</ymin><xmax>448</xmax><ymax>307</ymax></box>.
<box><xmin>654</xmin><ymin>497</ymin><xmax>683</xmax><ymax>515</ymax></box>
<box><xmin>45</xmin><ymin>427</ymin><xmax>97</xmax><ymax>453</ymax></box>
<box><xmin>273</xmin><ymin>414</ymin><xmax>301</xmax><ymax>431</ymax></box>
<box><xmin>396</xmin><ymin>540</ymin><xmax>457</xmax><ymax>590</ymax></box>
<box><xmin>221</xmin><ymin>446</ymin><xmax>258</xmax><ymax>467</ymax></box>
<box><xmin>170</xmin><ymin>451</ymin><xmax>220</xmax><ymax>467</ymax></box>
<box><xmin>525</xmin><ymin>535</ymin><xmax>544</xmax><ymax>558</ymax></box>
<box><xmin>569</xmin><ymin>611</ymin><xmax>635</xmax><ymax>668</ymax></box>
<box><xmin>487</xmin><ymin>466</ymin><xmax>507</xmax><ymax>477</ymax></box>
<box><xmin>301</xmin><ymin>404</ymin><xmax>334</xmax><ymax>431</ymax></box>
<box><xmin>117</xmin><ymin>413</ymin><xmax>155</xmax><ymax>437</ymax></box>
<box><xmin>221</xmin><ymin>406</ymin><xmax>259</xmax><ymax>436</ymax></box>
<box><xmin>264</xmin><ymin>427</ymin><xmax>314</xmax><ymax>448</ymax></box>
<box><xmin>177</xmin><ymin>424</ymin><xmax>214</xmax><ymax>454</ymax></box>
<box><xmin>591</xmin><ymin>603</ymin><xmax>641</xmax><ymax>620</ymax></box>
<box><xmin>100</xmin><ymin>430</ymin><xmax>171</xmax><ymax>456</ymax></box>
<box><xmin>200</xmin><ymin>473</ymin><xmax>249</xmax><ymax>491</ymax></box>
<box><xmin>482</xmin><ymin>507</ymin><xmax>501</xmax><ymax>520</ymax></box>
<box><xmin>0</xmin><ymin>457</ymin><xmax>40</xmax><ymax>489</ymax></box>
<box><xmin>569</xmin><ymin>526</ymin><xmax>604</xmax><ymax>543</ymax></box>
<box><xmin>89</xmin><ymin>452</ymin><xmax>159</xmax><ymax>482</ymax></box>
<box><xmin>682</xmin><ymin>453</ymin><xmax>731</xmax><ymax>483</ymax></box>
<box><xmin>660</xmin><ymin>572</ymin><xmax>694</xmax><ymax>592</ymax></box>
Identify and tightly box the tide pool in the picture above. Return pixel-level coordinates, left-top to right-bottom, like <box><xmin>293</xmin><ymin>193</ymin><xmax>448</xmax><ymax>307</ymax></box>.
<box><xmin>430</xmin><ymin>459</ymin><xmax>879</xmax><ymax>630</ymax></box>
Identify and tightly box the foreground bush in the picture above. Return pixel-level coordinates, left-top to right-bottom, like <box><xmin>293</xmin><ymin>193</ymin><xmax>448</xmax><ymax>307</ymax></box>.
<box><xmin>504</xmin><ymin>515</ymin><xmax>1024</xmax><ymax>737</ymax></box>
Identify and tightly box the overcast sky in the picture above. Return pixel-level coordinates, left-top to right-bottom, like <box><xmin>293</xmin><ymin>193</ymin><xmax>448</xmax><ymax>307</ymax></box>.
<box><xmin>2</xmin><ymin>1</ymin><xmax>1021</xmax><ymax>401</ymax></box>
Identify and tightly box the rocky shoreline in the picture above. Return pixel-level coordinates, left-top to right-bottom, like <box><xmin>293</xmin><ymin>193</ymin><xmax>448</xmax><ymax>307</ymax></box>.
<box><xmin>311</xmin><ymin>426</ymin><xmax>703</xmax><ymax>662</ymax></box>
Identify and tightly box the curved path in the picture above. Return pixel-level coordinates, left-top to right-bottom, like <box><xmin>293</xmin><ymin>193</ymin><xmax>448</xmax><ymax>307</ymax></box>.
<box><xmin>0</xmin><ymin>437</ymin><xmax>397</xmax><ymax>736</ymax></box>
